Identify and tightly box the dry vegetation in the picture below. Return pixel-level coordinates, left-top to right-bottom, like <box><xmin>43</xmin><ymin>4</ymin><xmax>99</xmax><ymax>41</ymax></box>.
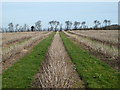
<box><xmin>2</xmin><ymin>31</ymin><xmax>52</xmax><ymax>71</ymax></box>
<box><xmin>32</xmin><ymin>32</ymin><xmax>84</xmax><ymax>88</ymax></box>
<box><xmin>63</xmin><ymin>30</ymin><xmax>119</xmax><ymax>71</ymax></box>
<box><xmin>69</xmin><ymin>30</ymin><xmax>118</xmax><ymax>47</ymax></box>
<box><xmin>2</xmin><ymin>30</ymin><xmax>119</xmax><ymax>88</ymax></box>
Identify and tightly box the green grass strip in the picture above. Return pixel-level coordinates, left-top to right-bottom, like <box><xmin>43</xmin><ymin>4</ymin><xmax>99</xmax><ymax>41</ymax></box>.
<box><xmin>2</xmin><ymin>32</ymin><xmax>55</xmax><ymax>88</ymax></box>
<box><xmin>60</xmin><ymin>32</ymin><xmax>120</xmax><ymax>88</ymax></box>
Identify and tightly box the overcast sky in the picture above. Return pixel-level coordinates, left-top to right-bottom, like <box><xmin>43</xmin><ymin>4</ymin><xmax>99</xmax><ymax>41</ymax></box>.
<box><xmin>1</xmin><ymin>2</ymin><xmax>118</xmax><ymax>29</ymax></box>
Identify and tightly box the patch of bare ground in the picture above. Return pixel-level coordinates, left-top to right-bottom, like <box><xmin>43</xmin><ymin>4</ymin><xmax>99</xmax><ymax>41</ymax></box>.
<box><xmin>63</xmin><ymin>31</ymin><xmax>119</xmax><ymax>72</ymax></box>
<box><xmin>32</xmin><ymin>32</ymin><xmax>85</xmax><ymax>88</ymax></box>
<box><xmin>2</xmin><ymin>32</ymin><xmax>52</xmax><ymax>71</ymax></box>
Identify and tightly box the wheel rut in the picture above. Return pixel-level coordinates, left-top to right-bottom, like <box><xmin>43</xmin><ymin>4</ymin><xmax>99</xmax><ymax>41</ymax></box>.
<box><xmin>32</xmin><ymin>32</ymin><xmax>84</xmax><ymax>88</ymax></box>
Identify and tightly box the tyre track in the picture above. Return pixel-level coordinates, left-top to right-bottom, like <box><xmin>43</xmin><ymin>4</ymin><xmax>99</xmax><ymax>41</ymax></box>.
<box><xmin>32</xmin><ymin>32</ymin><xmax>84</xmax><ymax>88</ymax></box>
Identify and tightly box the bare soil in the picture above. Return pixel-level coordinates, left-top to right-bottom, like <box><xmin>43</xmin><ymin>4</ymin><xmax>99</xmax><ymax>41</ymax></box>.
<box><xmin>32</xmin><ymin>32</ymin><xmax>85</xmax><ymax>88</ymax></box>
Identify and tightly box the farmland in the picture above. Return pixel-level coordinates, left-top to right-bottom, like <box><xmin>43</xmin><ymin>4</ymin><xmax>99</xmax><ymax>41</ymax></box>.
<box><xmin>1</xmin><ymin>30</ymin><xmax>119</xmax><ymax>88</ymax></box>
<box><xmin>1</xmin><ymin>1</ymin><xmax>119</xmax><ymax>89</ymax></box>
<box><xmin>65</xmin><ymin>30</ymin><xmax>119</xmax><ymax>71</ymax></box>
<box><xmin>2</xmin><ymin>31</ymin><xmax>52</xmax><ymax>70</ymax></box>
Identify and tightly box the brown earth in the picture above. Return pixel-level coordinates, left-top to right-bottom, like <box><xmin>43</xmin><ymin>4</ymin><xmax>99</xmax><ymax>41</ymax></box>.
<box><xmin>32</xmin><ymin>32</ymin><xmax>85</xmax><ymax>88</ymax></box>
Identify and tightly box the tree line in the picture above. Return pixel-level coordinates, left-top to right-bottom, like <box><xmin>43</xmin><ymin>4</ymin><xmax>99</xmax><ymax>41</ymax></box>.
<box><xmin>1</xmin><ymin>19</ymin><xmax>117</xmax><ymax>32</ymax></box>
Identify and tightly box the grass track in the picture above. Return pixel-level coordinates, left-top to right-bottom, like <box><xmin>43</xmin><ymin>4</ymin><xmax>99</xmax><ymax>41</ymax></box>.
<box><xmin>60</xmin><ymin>32</ymin><xmax>120</xmax><ymax>88</ymax></box>
<box><xmin>2</xmin><ymin>32</ymin><xmax>55</xmax><ymax>88</ymax></box>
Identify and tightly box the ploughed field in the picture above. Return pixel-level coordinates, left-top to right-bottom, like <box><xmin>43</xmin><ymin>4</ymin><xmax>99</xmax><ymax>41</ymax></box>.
<box><xmin>1</xmin><ymin>30</ymin><xmax>120</xmax><ymax>88</ymax></box>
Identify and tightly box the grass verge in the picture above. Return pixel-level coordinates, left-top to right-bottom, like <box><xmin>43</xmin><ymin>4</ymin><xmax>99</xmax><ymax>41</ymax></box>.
<box><xmin>2</xmin><ymin>32</ymin><xmax>55</xmax><ymax>88</ymax></box>
<box><xmin>60</xmin><ymin>32</ymin><xmax>120</xmax><ymax>88</ymax></box>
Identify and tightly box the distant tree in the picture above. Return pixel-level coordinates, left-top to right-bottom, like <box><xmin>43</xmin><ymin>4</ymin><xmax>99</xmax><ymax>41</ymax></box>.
<box><xmin>35</xmin><ymin>20</ymin><xmax>42</xmax><ymax>31</ymax></box>
<box><xmin>15</xmin><ymin>24</ymin><xmax>19</xmax><ymax>32</ymax></box>
<box><xmin>8</xmin><ymin>22</ymin><xmax>14</xmax><ymax>32</ymax></box>
<box><xmin>54</xmin><ymin>21</ymin><xmax>60</xmax><ymax>31</ymax></box>
<box><xmin>97</xmin><ymin>21</ymin><xmax>101</xmax><ymax>28</ymax></box>
<box><xmin>49</xmin><ymin>20</ymin><xmax>59</xmax><ymax>31</ymax></box>
<box><xmin>74</xmin><ymin>21</ymin><xmax>80</xmax><ymax>30</ymax></box>
<box><xmin>18</xmin><ymin>26</ymin><xmax>22</xmax><ymax>32</ymax></box>
<box><xmin>107</xmin><ymin>20</ymin><xmax>111</xmax><ymax>26</ymax></box>
<box><xmin>31</xmin><ymin>26</ymin><xmax>34</xmax><ymax>31</ymax></box>
<box><xmin>81</xmin><ymin>21</ymin><xmax>86</xmax><ymax>29</ymax></box>
<box><xmin>65</xmin><ymin>21</ymin><xmax>72</xmax><ymax>30</ymax></box>
<box><xmin>103</xmin><ymin>19</ymin><xmax>108</xmax><ymax>27</ymax></box>
<box><xmin>94</xmin><ymin>20</ymin><xmax>98</xmax><ymax>28</ymax></box>
<box><xmin>94</xmin><ymin>20</ymin><xmax>101</xmax><ymax>29</ymax></box>
<box><xmin>49</xmin><ymin>21</ymin><xmax>54</xmax><ymax>31</ymax></box>
<box><xmin>60</xmin><ymin>24</ymin><xmax>63</xmax><ymax>31</ymax></box>
<box><xmin>23</xmin><ymin>24</ymin><xmax>28</xmax><ymax>32</ymax></box>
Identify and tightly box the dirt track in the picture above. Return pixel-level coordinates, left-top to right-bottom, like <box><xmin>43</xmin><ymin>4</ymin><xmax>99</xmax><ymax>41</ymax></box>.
<box><xmin>32</xmin><ymin>32</ymin><xmax>84</xmax><ymax>88</ymax></box>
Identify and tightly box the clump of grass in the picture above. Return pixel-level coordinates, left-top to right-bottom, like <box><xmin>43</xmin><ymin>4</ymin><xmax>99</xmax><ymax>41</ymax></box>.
<box><xmin>2</xmin><ymin>32</ymin><xmax>55</xmax><ymax>88</ymax></box>
<box><xmin>60</xmin><ymin>32</ymin><xmax>120</xmax><ymax>88</ymax></box>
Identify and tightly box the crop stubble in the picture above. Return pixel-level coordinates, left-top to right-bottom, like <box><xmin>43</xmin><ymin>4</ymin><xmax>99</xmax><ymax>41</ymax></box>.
<box><xmin>32</xmin><ymin>32</ymin><xmax>84</xmax><ymax>88</ymax></box>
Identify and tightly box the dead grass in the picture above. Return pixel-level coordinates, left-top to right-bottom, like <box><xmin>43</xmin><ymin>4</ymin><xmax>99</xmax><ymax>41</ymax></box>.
<box><xmin>2</xmin><ymin>32</ymin><xmax>53</xmax><ymax>71</ymax></box>
<box><xmin>32</xmin><ymin>32</ymin><xmax>84</xmax><ymax>88</ymax></box>
<box><xmin>63</xmin><ymin>31</ymin><xmax>119</xmax><ymax>71</ymax></box>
